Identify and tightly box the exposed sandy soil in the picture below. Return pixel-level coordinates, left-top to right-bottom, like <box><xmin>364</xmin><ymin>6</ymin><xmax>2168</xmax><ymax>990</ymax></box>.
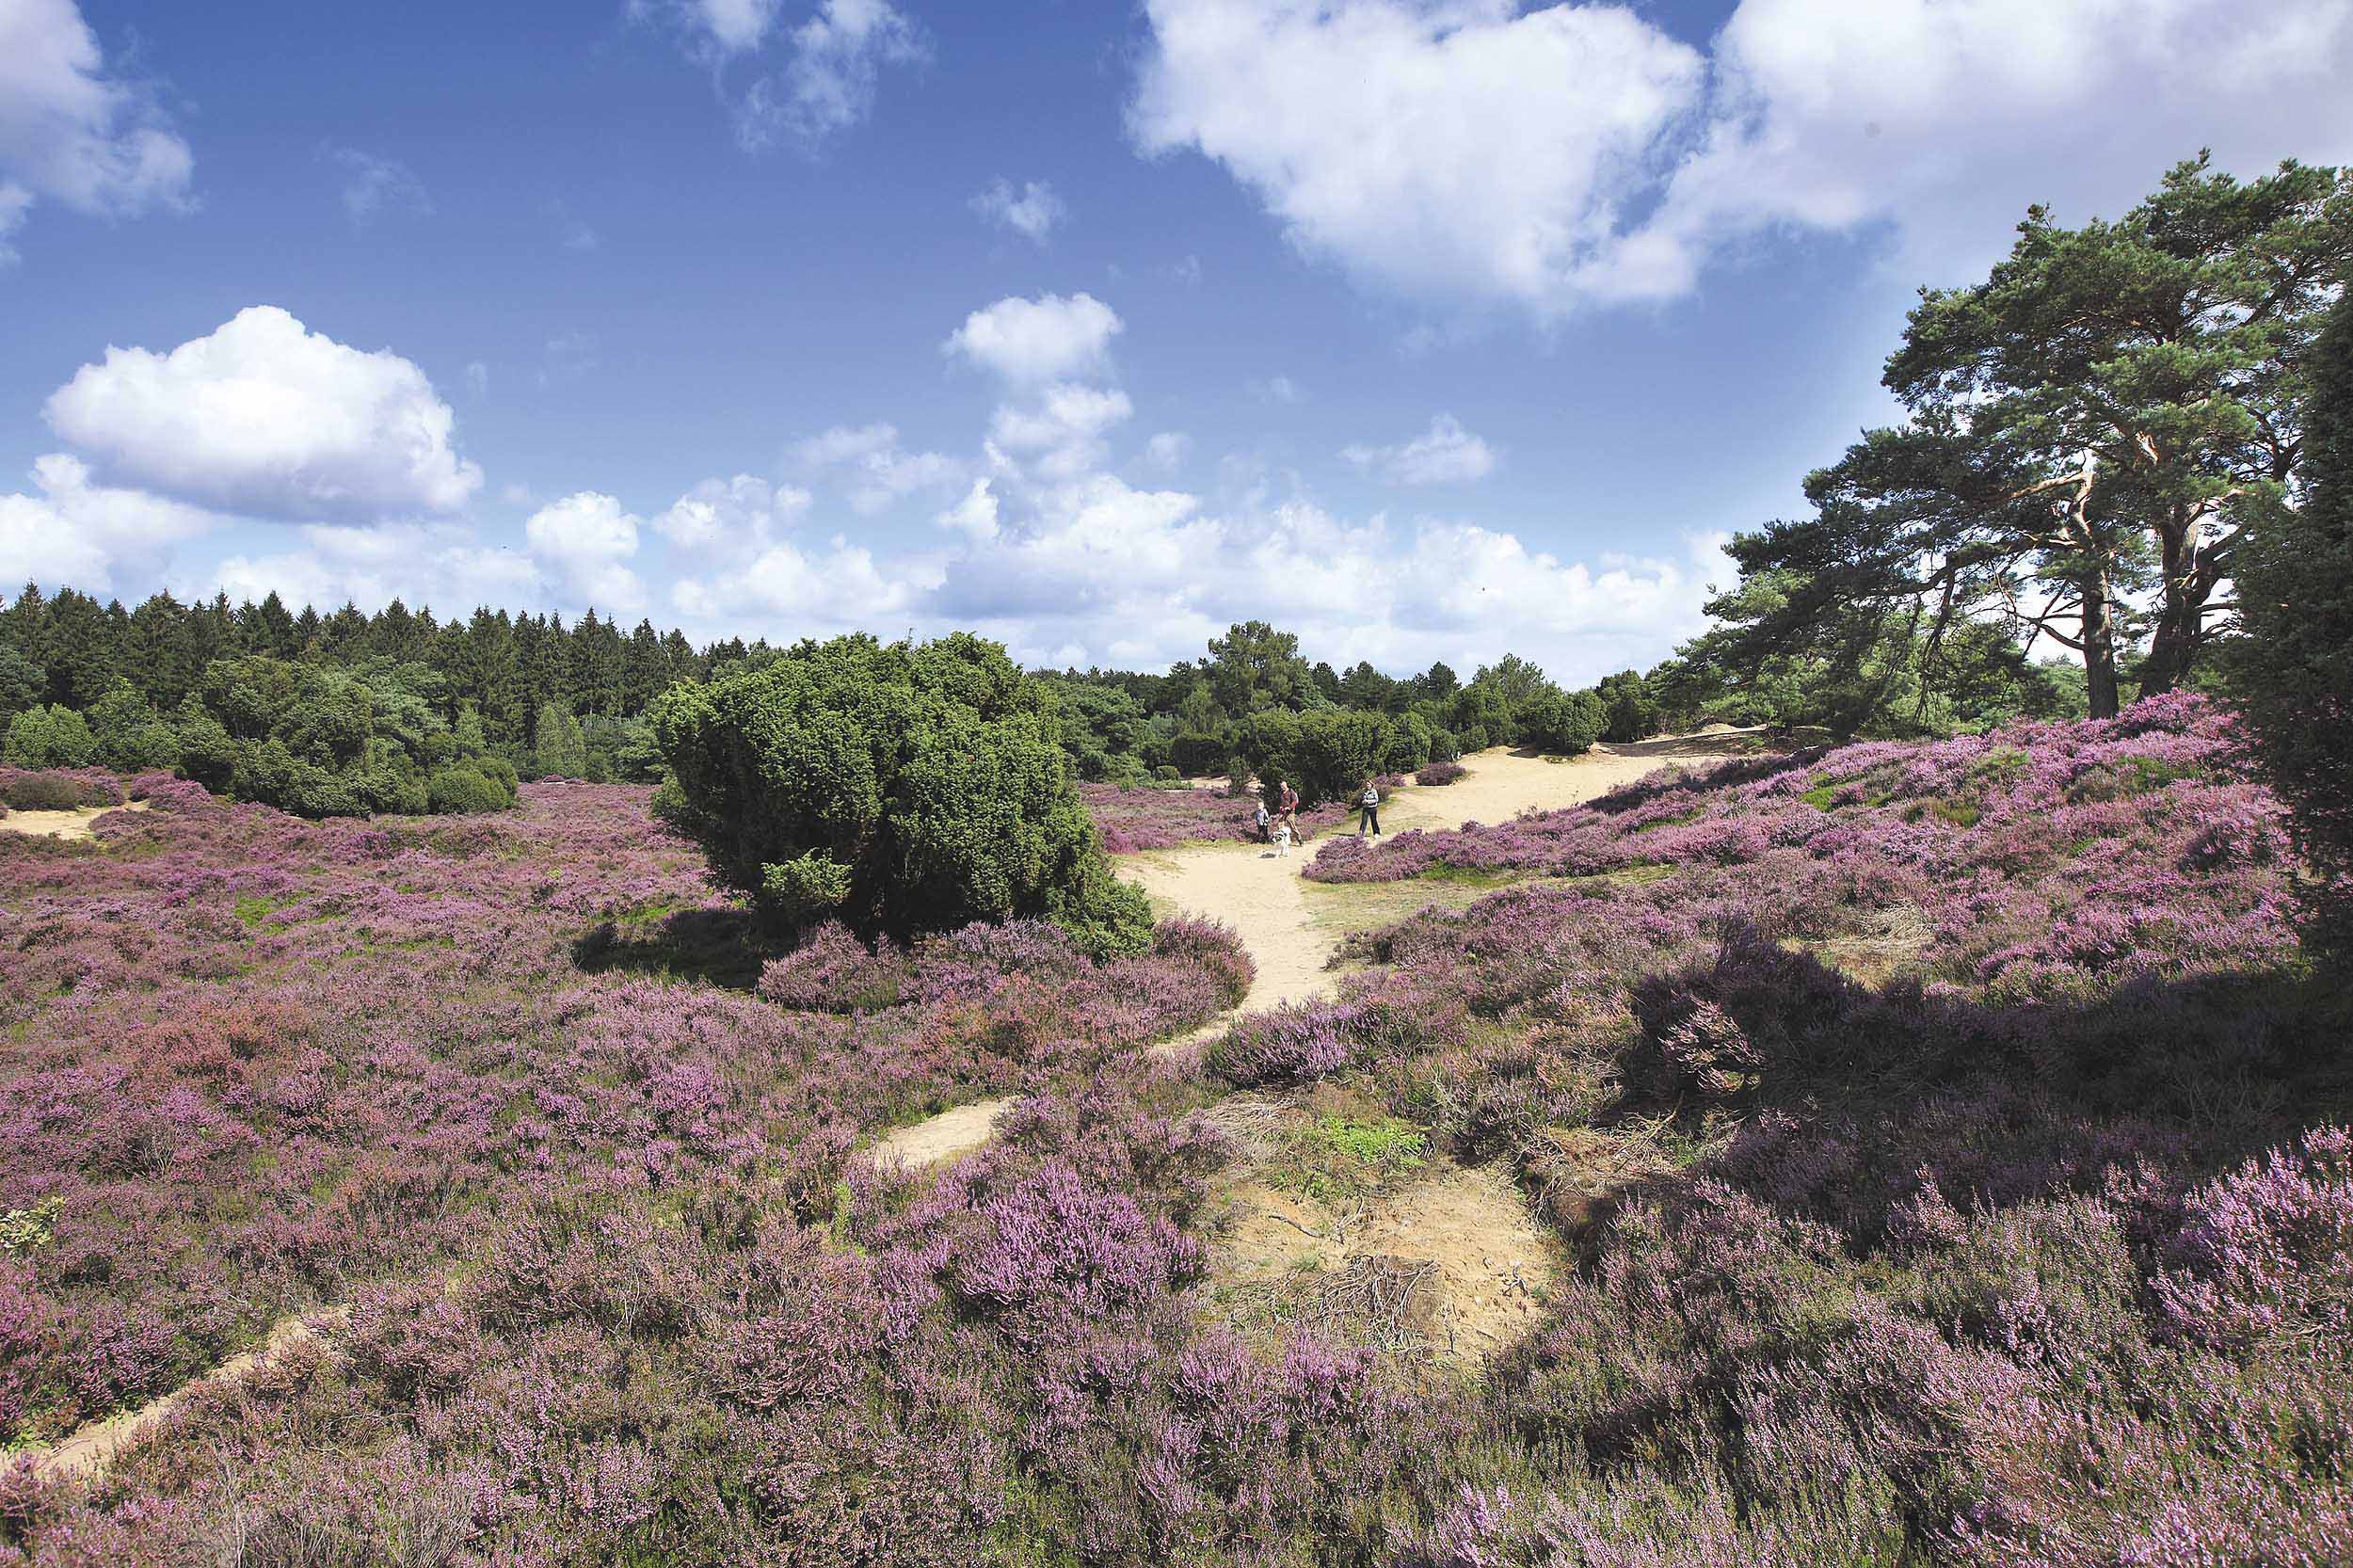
<box><xmin>32</xmin><ymin>1308</ymin><xmax>344</xmax><ymax>1483</ymax></box>
<box><xmin>1204</xmin><ymin>1158</ymin><xmax>1560</xmax><ymax>1365</ymax></box>
<box><xmin>1126</xmin><ymin>736</ymin><xmax>1769</xmax><ymax>1019</ymax></box>
<box><xmin>0</xmin><ymin>798</ymin><xmax>150</xmax><ymax>841</ymax></box>
<box><xmin>872</xmin><ymin>1096</ymin><xmax>1015</xmax><ymax>1169</ymax></box>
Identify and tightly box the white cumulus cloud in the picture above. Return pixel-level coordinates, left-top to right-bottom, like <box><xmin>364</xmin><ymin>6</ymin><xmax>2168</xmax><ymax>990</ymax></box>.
<box><xmin>204</xmin><ymin>521</ymin><xmax>541</xmax><ymax>617</ymax></box>
<box><xmin>0</xmin><ymin>0</ymin><xmax>194</xmax><ymax>261</ymax></box>
<box><xmin>1343</xmin><ymin>415</ymin><xmax>1497</xmax><ymax>486</ymax></box>
<box><xmin>653</xmin><ymin>472</ymin><xmax>814</xmax><ymax>552</ymax></box>
<box><xmin>524</xmin><ymin>491</ymin><xmax>645</xmax><ymax>612</ymax></box>
<box><xmin>944</xmin><ymin>293</ymin><xmax>1123</xmax><ymax>387</ymax></box>
<box><xmin>0</xmin><ymin>453</ymin><xmax>217</xmax><ymax>594</ymax></box>
<box><xmin>1131</xmin><ymin>0</ymin><xmax>2353</xmax><ymax>315</ymax></box>
<box><xmin>43</xmin><ymin>306</ymin><xmax>484</xmax><ymax>520</ymax></box>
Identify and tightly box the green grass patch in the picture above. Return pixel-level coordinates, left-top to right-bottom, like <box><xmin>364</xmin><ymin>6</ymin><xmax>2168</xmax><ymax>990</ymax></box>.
<box><xmin>1272</xmin><ymin>1114</ymin><xmax>1428</xmax><ymax>1205</ymax></box>
<box><xmin>233</xmin><ymin>892</ymin><xmax>303</xmax><ymax>931</ymax></box>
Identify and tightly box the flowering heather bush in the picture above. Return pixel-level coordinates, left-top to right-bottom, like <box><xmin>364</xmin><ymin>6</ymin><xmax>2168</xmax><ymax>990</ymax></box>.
<box><xmin>1415</xmin><ymin>760</ymin><xmax>1466</xmax><ymax>787</ymax></box>
<box><xmin>1312</xmin><ymin>693</ymin><xmax>2293</xmax><ymax>992</ymax></box>
<box><xmin>0</xmin><ymin>779</ymin><xmax>1248</xmax><ymax>1458</ymax></box>
<box><xmin>1081</xmin><ymin>781</ymin><xmax>1348</xmax><ymax>853</ymax></box>
<box><xmin>9</xmin><ymin>697</ymin><xmax>2353</xmax><ymax>1565</ymax></box>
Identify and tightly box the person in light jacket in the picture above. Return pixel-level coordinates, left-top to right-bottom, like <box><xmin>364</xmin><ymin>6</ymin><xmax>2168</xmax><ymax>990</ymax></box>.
<box><xmin>1356</xmin><ymin>778</ymin><xmax>1382</xmax><ymax>839</ymax></box>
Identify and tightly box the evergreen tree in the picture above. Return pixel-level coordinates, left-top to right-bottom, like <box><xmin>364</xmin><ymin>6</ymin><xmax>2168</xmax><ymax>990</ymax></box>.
<box><xmin>531</xmin><ymin>699</ymin><xmax>588</xmax><ymax>779</ymax></box>
<box><xmin>2239</xmin><ymin>287</ymin><xmax>2353</xmax><ymax>950</ymax></box>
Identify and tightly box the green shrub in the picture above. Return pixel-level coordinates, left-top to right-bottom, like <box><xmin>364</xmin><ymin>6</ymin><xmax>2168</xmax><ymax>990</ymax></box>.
<box><xmin>427</xmin><ymin>764</ymin><xmax>518</xmax><ymax>815</ymax></box>
<box><xmin>172</xmin><ymin>695</ymin><xmax>239</xmax><ymax>791</ymax></box>
<box><xmin>531</xmin><ymin>700</ymin><xmax>588</xmax><ymax>780</ymax></box>
<box><xmin>86</xmin><ymin>683</ymin><xmax>181</xmax><ymax>772</ymax></box>
<box><xmin>1382</xmin><ymin>712</ymin><xmax>1433</xmax><ymax>774</ymax></box>
<box><xmin>1596</xmin><ymin>669</ymin><xmax>1664</xmax><ymax>743</ymax></box>
<box><xmin>651</xmin><ymin>632</ymin><xmax>1150</xmax><ymax>954</ymax></box>
<box><xmin>232</xmin><ymin>738</ymin><xmax>356</xmax><ymax>819</ymax></box>
<box><xmin>1241</xmin><ymin>706</ymin><xmax>1391</xmax><ymax>808</ymax></box>
<box><xmin>1168</xmin><ymin>732</ymin><xmax>1229</xmax><ymax>777</ymax></box>
<box><xmin>1520</xmin><ymin>688</ymin><xmax>1607</xmax><ymax>755</ymax></box>
<box><xmin>2</xmin><ymin>705</ymin><xmax>97</xmax><ymax>770</ymax></box>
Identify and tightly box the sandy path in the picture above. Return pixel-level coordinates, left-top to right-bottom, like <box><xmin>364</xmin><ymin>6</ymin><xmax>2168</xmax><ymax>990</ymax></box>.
<box><xmin>1124</xmin><ymin>738</ymin><xmax>1756</xmax><ymax>1019</ymax></box>
<box><xmin>0</xmin><ymin>798</ymin><xmax>150</xmax><ymax>840</ymax></box>
<box><xmin>873</xmin><ymin>1096</ymin><xmax>1014</xmax><ymax>1168</ymax></box>
<box><xmin>31</xmin><ymin>1309</ymin><xmax>344</xmax><ymax>1483</ymax></box>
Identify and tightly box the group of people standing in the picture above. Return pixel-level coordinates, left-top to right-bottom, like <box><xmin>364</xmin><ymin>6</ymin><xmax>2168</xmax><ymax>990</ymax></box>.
<box><xmin>1252</xmin><ymin>777</ymin><xmax>1385</xmax><ymax>856</ymax></box>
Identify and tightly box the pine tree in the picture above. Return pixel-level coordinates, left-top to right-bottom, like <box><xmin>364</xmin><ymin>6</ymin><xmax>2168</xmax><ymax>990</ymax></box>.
<box><xmin>2239</xmin><ymin>287</ymin><xmax>2353</xmax><ymax>950</ymax></box>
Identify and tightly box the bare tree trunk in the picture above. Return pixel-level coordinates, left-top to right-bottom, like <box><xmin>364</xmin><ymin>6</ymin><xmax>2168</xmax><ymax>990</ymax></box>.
<box><xmin>2139</xmin><ymin>513</ymin><xmax>2200</xmax><ymax>698</ymax></box>
<box><xmin>2082</xmin><ymin>561</ymin><xmax>2121</xmax><ymax>720</ymax></box>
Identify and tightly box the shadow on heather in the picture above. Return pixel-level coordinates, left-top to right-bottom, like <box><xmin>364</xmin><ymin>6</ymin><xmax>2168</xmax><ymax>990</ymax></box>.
<box><xmin>570</xmin><ymin>904</ymin><xmax>775</xmax><ymax>991</ymax></box>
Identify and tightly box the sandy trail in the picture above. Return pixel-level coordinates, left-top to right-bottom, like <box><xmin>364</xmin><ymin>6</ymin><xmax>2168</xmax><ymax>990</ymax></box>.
<box><xmin>1125</xmin><ymin>737</ymin><xmax>1761</xmax><ymax>1021</ymax></box>
<box><xmin>31</xmin><ymin>1309</ymin><xmax>344</xmax><ymax>1483</ymax></box>
<box><xmin>873</xmin><ymin>1096</ymin><xmax>1014</xmax><ymax>1168</ymax></box>
<box><xmin>0</xmin><ymin>799</ymin><xmax>149</xmax><ymax>841</ymax></box>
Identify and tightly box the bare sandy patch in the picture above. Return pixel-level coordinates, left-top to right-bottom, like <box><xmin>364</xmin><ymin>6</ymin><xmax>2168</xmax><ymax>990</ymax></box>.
<box><xmin>1204</xmin><ymin>1159</ymin><xmax>1559</xmax><ymax>1364</ymax></box>
<box><xmin>1124</xmin><ymin>735</ymin><xmax>1772</xmax><ymax>1023</ymax></box>
<box><xmin>0</xmin><ymin>798</ymin><xmax>150</xmax><ymax>841</ymax></box>
<box><xmin>30</xmin><ymin>1306</ymin><xmax>344</xmax><ymax>1483</ymax></box>
<box><xmin>872</xmin><ymin>1096</ymin><xmax>1015</xmax><ymax>1169</ymax></box>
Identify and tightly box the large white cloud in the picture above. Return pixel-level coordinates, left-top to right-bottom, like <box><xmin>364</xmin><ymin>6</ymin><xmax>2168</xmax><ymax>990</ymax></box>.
<box><xmin>924</xmin><ymin>467</ymin><xmax>1729</xmax><ymax>682</ymax></box>
<box><xmin>1132</xmin><ymin>0</ymin><xmax>2353</xmax><ymax>314</ymax></box>
<box><xmin>0</xmin><ymin>454</ymin><xmax>216</xmax><ymax>594</ymax></box>
<box><xmin>43</xmin><ymin>307</ymin><xmax>484</xmax><ymax>520</ymax></box>
<box><xmin>0</xmin><ymin>0</ymin><xmax>194</xmax><ymax>261</ymax></box>
<box><xmin>665</xmin><ymin>287</ymin><xmax>1723</xmax><ymax>677</ymax></box>
<box><xmin>1131</xmin><ymin>0</ymin><xmax>1703</xmax><ymax>312</ymax></box>
<box><xmin>944</xmin><ymin>294</ymin><xmax>1123</xmax><ymax>386</ymax></box>
<box><xmin>523</xmin><ymin>491</ymin><xmax>646</xmax><ymax>613</ymax></box>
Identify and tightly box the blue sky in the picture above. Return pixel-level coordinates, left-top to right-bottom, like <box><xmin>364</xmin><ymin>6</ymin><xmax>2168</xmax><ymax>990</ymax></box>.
<box><xmin>3</xmin><ymin>0</ymin><xmax>2348</xmax><ymax>682</ymax></box>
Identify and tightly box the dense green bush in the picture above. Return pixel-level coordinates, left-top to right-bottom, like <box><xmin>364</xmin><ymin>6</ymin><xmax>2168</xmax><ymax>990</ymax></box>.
<box><xmin>651</xmin><ymin>632</ymin><xmax>1151</xmax><ymax>954</ymax></box>
<box><xmin>1167</xmin><ymin>732</ymin><xmax>1230</xmax><ymax>778</ymax></box>
<box><xmin>1595</xmin><ymin>669</ymin><xmax>1663</xmax><ymax>743</ymax></box>
<box><xmin>1381</xmin><ymin>712</ymin><xmax>1433</xmax><ymax>774</ymax></box>
<box><xmin>2</xmin><ymin>705</ymin><xmax>97</xmax><ymax>770</ymax></box>
<box><xmin>2239</xmin><ymin>290</ymin><xmax>2353</xmax><ymax>950</ymax></box>
<box><xmin>0</xmin><ymin>647</ymin><xmax>42</xmax><ymax>725</ymax></box>
<box><xmin>171</xmin><ymin>695</ymin><xmax>238</xmax><ymax>791</ymax></box>
<box><xmin>1518</xmin><ymin>687</ymin><xmax>1606</xmax><ymax>755</ymax></box>
<box><xmin>428</xmin><ymin>761</ymin><xmax>520</xmax><ymax>815</ymax></box>
<box><xmin>1239</xmin><ymin>707</ymin><xmax>1393</xmax><ymax>808</ymax></box>
<box><xmin>86</xmin><ymin>683</ymin><xmax>182</xmax><ymax>772</ymax></box>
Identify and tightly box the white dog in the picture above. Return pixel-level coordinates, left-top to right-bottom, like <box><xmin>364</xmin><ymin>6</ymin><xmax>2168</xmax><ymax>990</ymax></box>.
<box><xmin>1272</xmin><ymin>823</ymin><xmax>1293</xmax><ymax>857</ymax></box>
